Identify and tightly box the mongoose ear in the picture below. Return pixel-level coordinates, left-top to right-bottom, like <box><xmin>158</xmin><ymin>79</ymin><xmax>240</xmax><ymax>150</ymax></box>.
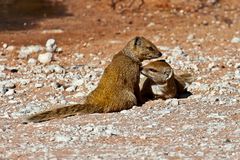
<box><xmin>166</xmin><ymin>69</ymin><xmax>173</xmax><ymax>80</ymax></box>
<box><xmin>134</xmin><ymin>36</ymin><xmax>142</xmax><ymax>46</ymax></box>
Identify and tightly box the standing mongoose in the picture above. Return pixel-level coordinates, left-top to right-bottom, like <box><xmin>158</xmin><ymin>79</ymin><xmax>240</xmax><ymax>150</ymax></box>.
<box><xmin>25</xmin><ymin>36</ymin><xmax>162</xmax><ymax>123</ymax></box>
<box><xmin>140</xmin><ymin>60</ymin><xmax>193</xmax><ymax>102</ymax></box>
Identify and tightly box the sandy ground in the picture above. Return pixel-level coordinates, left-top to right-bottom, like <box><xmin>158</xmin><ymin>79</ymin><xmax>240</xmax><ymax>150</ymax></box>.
<box><xmin>0</xmin><ymin>0</ymin><xmax>240</xmax><ymax>159</ymax></box>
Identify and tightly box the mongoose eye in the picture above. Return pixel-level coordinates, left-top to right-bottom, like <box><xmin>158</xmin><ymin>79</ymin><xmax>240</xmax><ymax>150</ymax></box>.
<box><xmin>147</xmin><ymin>46</ymin><xmax>155</xmax><ymax>51</ymax></box>
<box><xmin>149</xmin><ymin>68</ymin><xmax>157</xmax><ymax>72</ymax></box>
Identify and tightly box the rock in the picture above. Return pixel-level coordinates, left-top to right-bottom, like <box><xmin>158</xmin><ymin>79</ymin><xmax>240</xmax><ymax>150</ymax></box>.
<box><xmin>0</xmin><ymin>85</ymin><xmax>7</xmax><ymax>94</ymax></box>
<box><xmin>165</xmin><ymin>99</ymin><xmax>179</xmax><ymax>106</ymax></box>
<box><xmin>4</xmin><ymin>82</ymin><xmax>15</xmax><ymax>89</ymax></box>
<box><xmin>75</xmin><ymin>53</ymin><xmax>85</xmax><ymax>59</ymax></box>
<box><xmin>45</xmin><ymin>39</ymin><xmax>57</xmax><ymax>52</ymax></box>
<box><xmin>35</xmin><ymin>83</ymin><xmax>43</xmax><ymax>88</ymax></box>
<box><xmin>2</xmin><ymin>43</ymin><xmax>8</xmax><ymax>49</ymax></box>
<box><xmin>18</xmin><ymin>45</ymin><xmax>43</xmax><ymax>59</ymax></box>
<box><xmin>187</xmin><ymin>34</ymin><xmax>195</xmax><ymax>41</ymax></box>
<box><xmin>28</xmin><ymin>58</ymin><xmax>37</xmax><ymax>65</ymax></box>
<box><xmin>231</xmin><ymin>37</ymin><xmax>240</xmax><ymax>43</ymax></box>
<box><xmin>72</xmin><ymin>79</ymin><xmax>84</xmax><ymax>86</ymax></box>
<box><xmin>45</xmin><ymin>64</ymin><xmax>65</xmax><ymax>74</ymax></box>
<box><xmin>66</xmin><ymin>86</ymin><xmax>77</xmax><ymax>92</ymax></box>
<box><xmin>235</xmin><ymin>70</ymin><xmax>240</xmax><ymax>79</ymax></box>
<box><xmin>38</xmin><ymin>52</ymin><xmax>53</xmax><ymax>64</ymax></box>
<box><xmin>172</xmin><ymin>46</ymin><xmax>187</xmax><ymax>56</ymax></box>
<box><xmin>5</xmin><ymin>89</ymin><xmax>15</xmax><ymax>96</ymax></box>
<box><xmin>234</xmin><ymin>63</ymin><xmax>240</xmax><ymax>69</ymax></box>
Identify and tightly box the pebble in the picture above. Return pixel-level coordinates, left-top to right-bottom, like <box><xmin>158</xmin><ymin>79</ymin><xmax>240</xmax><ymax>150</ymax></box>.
<box><xmin>45</xmin><ymin>65</ymin><xmax>65</xmax><ymax>74</ymax></box>
<box><xmin>2</xmin><ymin>43</ymin><xmax>8</xmax><ymax>49</ymax></box>
<box><xmin>38</xmin><ymin>52</ymin><xmax>53</xmax><ymax>64</ymax></box>
<box><xmin>172</xmin><ymin>46</ymin><xmax>187</xmax><ymax>56</ymax></box>
<box><xmin>187</xmin><ymin>34</ymin><xmax>195</xmax><ymax>41</ymax></box>
<box><xmin>72</xmin><ymin>79</ymin><xmax>84</xmax><ymax>86</ymax></box>
<box><xmin>18</xmin><ymin>45</ymin><xmax>43</xmax><ymax>59</ymax></box>
<box><xmin>66</xmin><ymin>86</ymin><xmax>77</xmax><ymax>92</ymax></box>
<box><xmin>5</xmin><ymin>82</ymin><xmax>15</xmax><ymax>89</ymax></box>
<box><xmin>235</xmin><ymin>70</ymin><xmax>240</xmax><ymax>79</ymax></box>
<box><xmin>5</xmin><ymin>89</ymin><xmax>15</xmax><ymax>96</ymax></box>
<box><xmin>35</xmin><ymin>83</ymin><xmax>43</xmax><ymax>88</ymax></box>
<box><xmin>231</xmin><ymin>37</ymin><xmax>240</xmax><ymax>43</ymax></box>
<box><xmin>46</xmin><ymin>39</ymin><xmax>57</xmax><ymax>52</ymax></box>
<box><xmin>28</xmin><ymin>58</ymin><xmax>37</xmax><ymax>65</ymax></box>
<box><xmin>165</xmin><ymin>99</ymin><xmax>179</xmax><ymax>106</ymax></box>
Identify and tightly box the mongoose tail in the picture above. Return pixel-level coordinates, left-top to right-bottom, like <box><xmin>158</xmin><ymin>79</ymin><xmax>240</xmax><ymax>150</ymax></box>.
<box><xmin>26</xmin><ymin>104</ymin><xmax>102</xmax><ymax>123</ymax></box>
<box><xmin>174</xmin><ymin>73</ymin><xmax>194</xmax><ymax>93</ymax></box>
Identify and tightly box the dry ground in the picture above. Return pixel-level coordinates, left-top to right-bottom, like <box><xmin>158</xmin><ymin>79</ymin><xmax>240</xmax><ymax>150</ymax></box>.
<box><xmin>0</xmin><ymin>0</ymin><xmax>240</xmax><ymax>159</ymax></box>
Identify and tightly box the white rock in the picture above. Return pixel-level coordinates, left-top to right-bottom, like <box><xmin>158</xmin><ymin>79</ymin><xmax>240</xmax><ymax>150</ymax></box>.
<box><xmin>28</xmin><ymin>58</ymin><xmax>37</xmax><ymax>65</ymax></box>
<box><xmin>165</xmin><ymin>98</ymin><xmax>179</xmax><ymax>106</ymax></box>
<box><xmin>18</xmin><ymin>45</ymin><xmax>43</xmax><ymax>59</ymax></box>
<box><xmin>75</xmin><ymin>53</ymin><xmax>85</xmax><ymax>59</ymax></box>
<box><xmin>46</xmin><ymin>39</ymin><xmax>57</xmax><ymax>52</ymax></box>
<box><xmin>5</xmin><ymin>89</ymin><xmax>15</xmax><ymax>96</ymax></box>
<box><xmin>172</xmin><ymin>46</ymin><xmax>187</xmax><ymax>56</ymax></box>
<box><xmin>2</xmin><ymin>43</ymin><xmax>8</xmax><ymax>49</ymax></box>
<box><xmin>187</xmin><ymin>34</ymin><xmax>195</xmax><ymax>41</ymax></box>
<box><xmin>45</xmin><ymin>64</ymin><xmax>65</xmax><ymax>74</ymax></box>
<box><xmin>235</xmin><ymin>70</ymin><xmax>240</xmax><ymax>79</ymax></box>
<box><xmin>231</xmin><ymin>37</ymin><xmax>240</xmax><ymax>43</ymax></box>
<box><xmin>72</xmin><ymin>79</ymin><xmax>84</xmax><ymax>86</ymax></box>
<box><xmin>38</xmin><ymin>52</ymin><xmax>53</xmax><ymax>64</ymax></box>
<box><xmin>35</xmin><ymin>83</ymin><xmax>43</xmax><ymax>88</ymax></box>
<box><xmin>66</xmin><ymin>86</ymin><xmax>77</xmax><ymax>92</ymax></box>
<box><xmin>5</xmin><ymin>82</ymin><xmax>15</xmax><ymax>89</ymax></box>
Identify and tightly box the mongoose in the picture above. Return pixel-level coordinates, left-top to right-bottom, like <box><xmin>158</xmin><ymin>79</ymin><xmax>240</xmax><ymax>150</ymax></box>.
<box><xmin>25</xmin><ymin>36</ymin><xmax>162</xmax><ymax>123</ymax></box>
<box><xmin>140</xmin><ymin>60</ymin><xmax>193</xmax><ymax>102</ymax></box>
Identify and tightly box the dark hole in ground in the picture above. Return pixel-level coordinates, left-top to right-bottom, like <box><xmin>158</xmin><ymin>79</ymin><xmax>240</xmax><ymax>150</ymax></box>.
<box><xmin>0</xmin><ymin>0</ymin><xmax>71</xmax><ymax>31</ymax></box>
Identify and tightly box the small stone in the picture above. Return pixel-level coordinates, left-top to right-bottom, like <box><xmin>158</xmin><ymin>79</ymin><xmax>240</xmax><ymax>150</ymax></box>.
<box><xmin>75</xmin><ymin>53</ymin><xmax>85</xmax><ymax>59</ymax></box>
<box><xmin>6</xmin><ymin>45</ymin><xmax>15</xmax><ymax>52</ymax></box>
<box><xmin>5</xmin><ymin>89</ymin><xmax>15</xmax><ymax>96</ymax></box>
<box><xmin>72</xmin><ymin>79</ymin><xmax>84</xmax><ymax>86</ymax></box>
<box><xmin>46</xmin><ymin>39</ymin><xmax>57</xmax><ymax>52</ymax></box>
<box><xmin>18</xmin><ymin>45</ymin><xmax>43</xmax><ymax>59</ymax></box>
<box><xmin>187</xmin><ymin>34</ymin><xmax>195</xmax><ymax>41</ymax></box>
<box><xmin>234</xmin><ymin>63</ymin><xmax>240</xmax><ymax>69</ymax></box>
<box><xmin>35</xmin><ymin>83</ymin><xmax>43</xmax><ymax>88</ymax></box>
<box><xmin>231</xmin><ymin>37</ymin><xmax>240</xmax><ymax>43</ymax></box>
<box><xmin>0</xmin><ymin>85</ymin><xmax>7</xmax><ymax>94</ymax></box>
<box><xmin>2</xmin><ymin>43</ymin><xmax>8</xmax><ymax>49</ymax></box>
<box><xmin>235</xmin><ymin>70</ymin><xmax>240</xmax><ymax>79</ymax></box>
<box><xmin>172</xmin><ymin>46</ymin><xmax>187</xmax><ymax>56</ymax></box>
<box><xmin>28</xmin><ymin>58</ymin><xmax>37</xmax><ymax>65</ymax></box>
<box><xmin>165</xmin><ymin>99</ymin><xmax>179</xmax><ymax>106</ymax></box>
<box><xmin>66</xmin><ymin>86</ymin><xmax>77</xmax><ymax>92</ymax></box>
<box><xmin>5</xmin><ymin>82</ymin><xmax>15</xmax><ymax>89</ymax></box>
<box><xmin>147</xmin><ymin>22</ymin><xmax>155</xmax><ymax>27</ymax></box>
<box><xmin>38</xmin><ymin>52</ymin><xmax>53</xmax><ymax>64</ymax></box>
<box><xmin>56</xmin><ymin>47</ymin><xmax>63</xmax><ymax>53</ymax></box>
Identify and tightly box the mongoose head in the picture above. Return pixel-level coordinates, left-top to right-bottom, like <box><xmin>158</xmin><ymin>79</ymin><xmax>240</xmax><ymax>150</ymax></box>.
<box><xmin>123</xmin><ymin>36</ymin><xmax>162</xmax><ymax>62</ymax></box>
<box><xmin>141</xmin><ymin>60</ymin><xmax>173</xmax><ymax>84</ymax></box>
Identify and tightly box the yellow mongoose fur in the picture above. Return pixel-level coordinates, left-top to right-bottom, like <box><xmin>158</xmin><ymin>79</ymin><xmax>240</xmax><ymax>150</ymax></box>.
<box><xmin>25</xmin><ymin>36</ymin><xmax>162</xmax><ymax>123</ymax></box>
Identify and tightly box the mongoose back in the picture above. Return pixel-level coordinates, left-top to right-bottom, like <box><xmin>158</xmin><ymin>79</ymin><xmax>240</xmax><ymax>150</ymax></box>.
<box><xmin>140</xmin><ymin>60</ymin><xmax>193</xmax><ymax>101</ymax></box>
<box><xmin>26</xmin><ymin>36</ymin><xmax>162</xmax><ymax>123</ymax></box>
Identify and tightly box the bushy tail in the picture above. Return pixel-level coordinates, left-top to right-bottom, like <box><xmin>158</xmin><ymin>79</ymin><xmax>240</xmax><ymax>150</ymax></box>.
<box><xmin>24</xmin><ymin>103</ymin><xmax>103</xmax><ymax>123</ymax></box>
<box><xmin>174</xmin><ymin>73</ymin><xmax>194</xmax><ymax>93</ymax></box>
